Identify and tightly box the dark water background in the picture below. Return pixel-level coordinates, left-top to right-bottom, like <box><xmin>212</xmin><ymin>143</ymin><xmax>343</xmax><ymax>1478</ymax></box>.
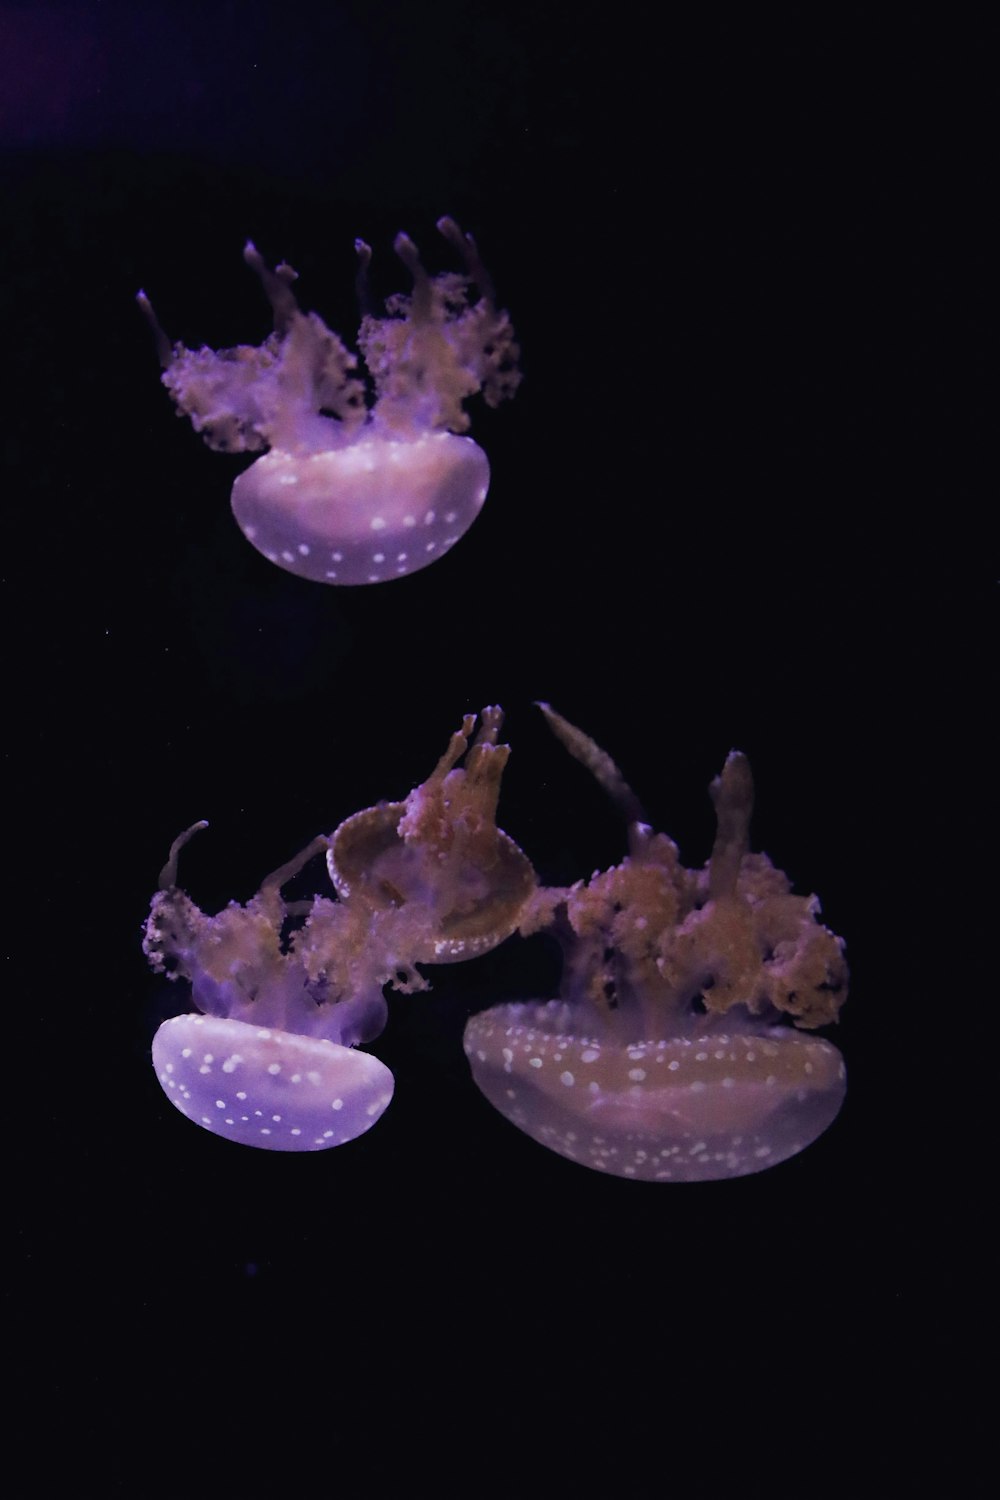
<box><xmin>5</xmin><ymin>4</ymin><xmax>987</xmax><ymax>1491</ymax></box>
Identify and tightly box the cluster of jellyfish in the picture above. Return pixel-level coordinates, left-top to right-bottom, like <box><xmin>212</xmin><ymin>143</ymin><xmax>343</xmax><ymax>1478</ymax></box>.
<box><xmin>144</xmin><ymin>703</ymin><xmax>848</xmax><ymax>1182</ymax></box>
<box><xmin>141</xmin><ymin>221</ymin><xmax>849</xmax><ymax>1182</ymax></box>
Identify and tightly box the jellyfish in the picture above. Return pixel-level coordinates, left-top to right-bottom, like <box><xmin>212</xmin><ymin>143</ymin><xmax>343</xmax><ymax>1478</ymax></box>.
<box><xmin>144</xmin><ymin>825</ymin><xmax>396</xmax><ymax>1152</ymax></box>
<box><xmin>463</xmin><ymin>706</ymin><xmax>849</xmax><ymax>1182</ymax></box>
<box><xmin>138</xmin><ymin>218</ymin><xmax>520</xmax><ymax>585</ymax></box>
<box><xmin>144</xmin><ymin>709</ymin><xmax>534</xmax><ymax>1150</ymax></box>
<box><xmin>329</xmin><ymin>705</ymin><xmax>536</xmax><ymax>960</ymax></box>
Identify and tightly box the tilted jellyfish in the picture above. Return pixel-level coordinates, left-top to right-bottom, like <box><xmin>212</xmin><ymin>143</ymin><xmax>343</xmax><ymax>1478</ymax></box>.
<box><xmin>138</xmin><ymin>218</ymin><xmax>520</xmax><ymax>585</ymax></box>
<box><xmin>463</xmin><ymin>706</ymin><xmax>849</xmax><ymax>1182</ymax></box>
<box><xmin>144</xmin><ymin>709</ymin><xmax>534</xmax><ymax>1150</ymax></box>
<box><xmin>329</xmin><ymin>705</ymin><xmax>536</xmax><ymax>960</ymax></box>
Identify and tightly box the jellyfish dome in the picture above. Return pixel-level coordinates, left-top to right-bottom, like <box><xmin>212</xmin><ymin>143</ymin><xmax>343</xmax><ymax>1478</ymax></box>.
<box><xmin>138</xmin><ymin>218</ymin><xmax>520</xmax><ymax>585</ymax></box>
<box><xmin>152</xmin><ymin>1013</ymin><xmax>394</xmax><ymax>1153</ymax></box>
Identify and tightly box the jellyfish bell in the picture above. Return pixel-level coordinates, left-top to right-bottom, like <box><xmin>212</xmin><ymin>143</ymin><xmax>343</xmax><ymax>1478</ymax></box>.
<box><xmin>463</xmin><ymin>707</ymin><xmax>849</xmax><ymax>1182</ymax></box>
<box><xmin>230</xmin><ymin>430</ymin><xmax>490</xmax><ymax>585</ymax></box>
<box><xmin>139</xmin><ymin>217</ymin><xmax>519</xmax><ymax>585</ymax></box>
<box><xmin>464</xmin><ymin>1005</ymin><xmax>846</xmax><ymax>1183</ymax></box>
<box><xmin>153</xmin><ymin>1013</ymin><xmax>394</xmax><ymax>1153</ymax></box>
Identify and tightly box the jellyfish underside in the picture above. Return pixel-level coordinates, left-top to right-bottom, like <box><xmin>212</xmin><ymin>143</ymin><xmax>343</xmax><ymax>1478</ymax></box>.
<box><xmin>463</xmin><ymin>706</ymin><xmax>849</xmax><ymax>1182</ymax></box>
<box><xmin>139</xmin><ymin>218</ymin><xmax>519</xmax><ymax>585</ymax></box>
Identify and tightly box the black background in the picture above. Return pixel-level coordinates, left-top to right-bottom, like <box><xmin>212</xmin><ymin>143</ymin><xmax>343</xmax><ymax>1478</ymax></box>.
<box><xmin>5</xmin><ymin>3</ymin><xmax>988</xmax><ymax>1492</ymax></box>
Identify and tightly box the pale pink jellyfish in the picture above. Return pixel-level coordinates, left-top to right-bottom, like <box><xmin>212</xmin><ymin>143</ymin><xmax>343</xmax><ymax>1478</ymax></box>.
<box><xmin>464</xmin><ymin>706</ymin><xmax>849</xmax><ymax>1182</ymax></box>
<box><xmin>144</xmin><ymin>709</ymin><xmax>534</xmax><ymax>1150</ymax></box>
<box><xmin>144</xmin><ymin>825</ymin><xmax>396</xmax><ymax>1152</ymax></box>
<box><xmin>138</xmin><ymin>218</ymin><xmax>520</xmax><ymax>585</ymax></box>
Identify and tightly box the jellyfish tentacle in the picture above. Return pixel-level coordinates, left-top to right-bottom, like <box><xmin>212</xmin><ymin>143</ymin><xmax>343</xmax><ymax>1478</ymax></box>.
<box><xmin>392</xmin><ymin>231</ymin><xmax>434</xmax><ymax>323</ymax></box>
<box><xmin>243</xmin><ymin>241</ymin><xmax>301</xmax><ymax>334</ymax></box>
<box><xmin>469</xmin><ymin>703</ymin><xmax>503</xmax><ymax>749</ymax></box>
<box><xmin>536</xmin><ymin>702</ymin><xmax>646</xmax><ymax>829</ymax></box>
<box><xmin>157</xmin><ymin>819</ymin><xmax>209</xmax><ymax>890</ymax></box>
<box><xmin>708</xmin><ymin>752</ymin><xmax>754</xmax><ymax>899</ymax></box>
<box><xmin>424</xmin><ymin>713</ymin><xmax>476</xmax><ymax>786</ymax></box>
<box><xmin>136</xmin><ymin>290</ymin><xmax>174</xmax><ymax>369</ymax></box>
<box><xmin>437</xmin><ymin>216</ymin><xmax>496</xmax><ymax>305</ymax></box>
<box><xmin>258</xmin><ymin>834</ymin><xmax>329</xmax><ymax>894</ymax></box>
<box><xmin>354</xmin><ymin>238</ymin><xmax>374</xmax><ymax>317</ymax></box>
